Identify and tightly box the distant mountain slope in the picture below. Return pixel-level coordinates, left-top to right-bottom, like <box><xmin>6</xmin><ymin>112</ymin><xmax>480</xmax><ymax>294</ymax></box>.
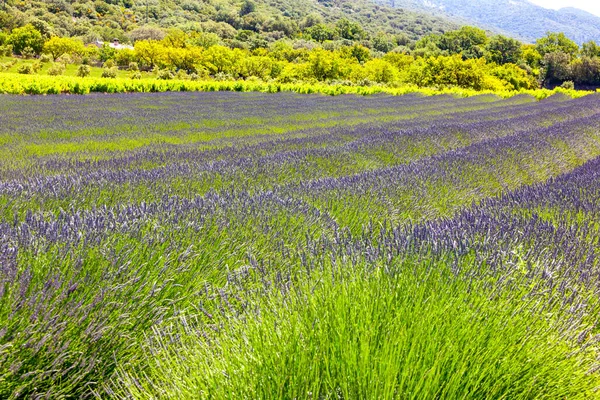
<box><xmin>381</xmin><ymin>0</ymin><xmax>600</xmax><ymax>44</ymax></box>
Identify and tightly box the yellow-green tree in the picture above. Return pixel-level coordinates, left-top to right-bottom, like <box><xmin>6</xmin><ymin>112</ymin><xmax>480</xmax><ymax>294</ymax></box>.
<box><xmin>8</xmin><ymin>24</ymin><xmax>44</xmax><ymax>55</ymax></box>
<box><xmin>202</xmin><ymin>46</ymin><xmax>244</xmax><ymax>75</ymax></box>
<box><xmin>363</xmin><ymin>59</ymin><xmax>397</xmax><ymax>84</ymax></box>
<box><xmin>43</xmin><ymin>36</ymin><xmax>85</xmax><ymax>60</ymax></box>
<box><xmin>134</xmin><ymin>40</ymin><xmax>168</xmax><ymax>68</ymax></box>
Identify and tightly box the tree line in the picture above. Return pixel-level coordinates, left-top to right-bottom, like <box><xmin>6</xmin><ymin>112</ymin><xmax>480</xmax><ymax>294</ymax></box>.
<box><xmin>1</xmin><ymin>21</ymin><xmax>599</xmax><ymax>90</ymax></box>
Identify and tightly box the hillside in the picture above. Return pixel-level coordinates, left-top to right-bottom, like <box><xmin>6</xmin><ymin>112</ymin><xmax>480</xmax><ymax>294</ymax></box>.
<box><xmin>380</xmin><ymin>0</ymin><xmax>600</xmax><ymax>44</ymax></box>
<box><xmin>0</xmin><ymin>0</ymin><xmax>459</xmax><ymax>44</ymax></box>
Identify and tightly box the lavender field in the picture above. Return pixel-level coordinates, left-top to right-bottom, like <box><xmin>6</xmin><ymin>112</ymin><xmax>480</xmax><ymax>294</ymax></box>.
<box><xmin>2</xmin><ymin>92</ymin><xmax>600</xmax><ymax>398</ymax></box>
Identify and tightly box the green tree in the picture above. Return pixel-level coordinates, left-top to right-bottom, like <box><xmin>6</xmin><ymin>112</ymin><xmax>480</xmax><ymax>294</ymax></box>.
<box><xmin>408</xmin><ymin>55</ymin><xmax>487</xmax><ymax>90</ymax></box>
<box><xmin>383</xmin><ymin>52</ymin><xmax>414</xmax><ymax>71</ymax></box>
<box><xmin>485</xmin><ymin>35</ymin><xmax>522</xmax><ymax>65</ymax></box>
<box><xmin>571</xmin><ymin>57</ymin><xmax>600</xmax><ymax>85</ymax></box>
<box><xmin>335</xmin><ymin>19</ymin><xmax>365</xmax><ymax>41</ymax></box>
<box><xmin>202</xmin><ymin>45</ymin><xmax>242</xmax><ymax>75</ymax></box>
<box><xmin>581</xmin><ymin>41</ymin><xmax>600</xmax><ymax>58</ymax></box>
<box><xmin>363</xmin><ymin>59</ymin><xmax>397</xmax><ymax>83</ymax></box>
<box><xmin>43</xmin><ymin>37</ymin><xmax>85</xmax><ymax>60</ymax></box>
<box><xmin>7</xmin><ymin>24</ymin><xmax>44</xmax><ymax>55</ymax></box>
<box><xmin>189</xmin><ymin>32</ymin><xmax>220</xmax><ymax>49</ymax></box>
<box><xmin>134</xmin><ymin>40</ymin><xmax>168</xmax><ymax>68</ymax></box>
<box><xmin>521</xmin><ymin>44</ymin><xmax>542</xmax><ymax>68</ymax></box>
<box><xmin>490</xmin><ymin>63</ymin><xmax>537</xmax><ymax>90</ymax></box>
<box><xmin>372</xmin><ymin>33</ymin><xmax>395</xmax><ymax>53</ymax></box>
<box><xmin>413</xmin><ymin>35</ymin><xmax>443</xmax><ymax>58</ymax></box>
<box><xmin>167</xmin><ymin>47</ymin><xmax>203</xmax><ymax>72</ymax></box>
<box><xmin>535</xmin><ymin>32</ymin><xmax>578</xmax><ymax>58</ymax></box>
<box><xmin>541</xmin><ymin>51</ymin><xmax>572</xmax><ymax>85</ymax></box>
<box><xmin>344</xmin><ymin>44</ymin><xmax>370</xmax><ymax>63</ymax></box>
<box><xmin>437</xmin><ymin>26</ymin><xmax>488</xmax><ymax>59</ymax></box>
<box><xmin>308</xmin><ymin>49</ymin><xmax>343</xmax><ymax>81</ymax></box>
<box><xmin>240</xmin><ymin>0</ymin><xmax>256</xmax><ymax>17</ymax></box>
<box><xmin>240</xmin><ymin>56</ymin><xmax>274</xmax><ymax>79</ymax></box>
<box><xmin>304</xmin><ymin>24</ymin><xmax>333</xmax><ymax>43</ymax></box>
<box><xmin>163</xmin><ymin>28</ymin><xmax>188</xmax><ymax>48</ymax></box>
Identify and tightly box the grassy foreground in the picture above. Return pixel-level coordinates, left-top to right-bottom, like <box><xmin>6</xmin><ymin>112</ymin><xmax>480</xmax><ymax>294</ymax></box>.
<box><xmin>0</xmin><ymin>72</ymin><xmax>595</xmax><ymax>98</ymax></box>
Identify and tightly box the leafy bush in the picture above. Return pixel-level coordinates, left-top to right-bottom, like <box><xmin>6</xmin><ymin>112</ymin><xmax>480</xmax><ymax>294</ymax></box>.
<box><xmin>560</xmin><ymin>80</ymin><xmax>575</xmax><ymax>89</ymax></box>
<box><xmin>56</xmin><ymin>54</ymin><xmax>73</xmax><ymax>65</ymax></box>
<box><xmin>0</xmin><ymin>44</ymin><xmax>13</xmax><ymax>57</ymax></box>
<box><xmin>0</xmin><ymin>72</ymin><xmax>590</xmax><ymax>98</ymax></box>
<box><xmin>101</xmin><ymin>66</ymin><xmax>118</xmax><ymax>78</ymax></box>
<box><xmin>128</xmin><ymin>61</ymin><xmax>139</xmax><ymax>72</ymax></box>
<box><xmin>21</xmin><ymin>47</ymin><xmax>37</xmax><ymax>60</ymax></box>
<box><xmin>157</xmin><ymin>69</ymin><xmax>175</xmax><ymax>80</ymax></box>
<box><xmin>103</xmin><ymin>59</ymin><xmax>116</xmax><ymax>69</ymax></box>
<box><xmin>77</xmin><ymin>64</ymin><xmax>91</xmax><ymax>78</ymax></box>
<box><xmin>47</xmin><ymin>62</ymin><xmax>66</xmax><ymax>76</ymax></box>
<box><xmin>175</xmin><ymin>70</ymin><xmax>189</xmax><ymax>80</ymax></box>
<box><xmin>40</xmin><ymin>54</ymin><xmax>53</xmax><ymax>63</ymax></box>
<box><xmin>17</xmin><ymin>64</ymin><xmax>35</xmax><ymax>75</ymax></box>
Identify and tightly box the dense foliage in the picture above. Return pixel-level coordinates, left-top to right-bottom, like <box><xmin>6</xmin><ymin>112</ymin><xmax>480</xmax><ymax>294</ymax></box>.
<box><xmin>1</xmin><ymin>92</ymin><xmax>600</xmax><ymax>398</ymax></box>
<box><xmin>0</xmin><ymin>0</ymin><xmax>457</xmax><ymax>45</ymax></box>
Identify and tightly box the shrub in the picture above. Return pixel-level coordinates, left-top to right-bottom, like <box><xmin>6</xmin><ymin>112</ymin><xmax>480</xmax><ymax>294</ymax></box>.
<box><xmin>131</xmin><ymin>71</ymin><xmax>142</xmax><ymax>80</ymax></box>
<box><xmin>128</xmin><ymin>62</ymin><xmax>139</xmax><ymax>72</ymax></box>
<box><xmin>17</xmin><ymin>64</ymin><xmax>35</xmax><ymax>74</ymax></box>
<box><xmin>32</xmin><ymin>61</ymin><xmax>42</xmax><ymax>73</ymax></box>
<box><xmin>103</xmin><ymin>59</ymin><xmax>116</xmax><ymax>68</ymax></box>
<box><xmin>21</xmin><ymin>46</ymin><xmax>37</xmax><ymax>59</ymax></box>
<box><xmin>0</xmin><ymin>44</ymin><xmax>13</xmax><ymax>57</ymax></box>
<box><xmin>115</xmin><ymin>49</ymin><xmax>136</xmax><ymax>67</ymax></box>
<box><xmin>40</xmin><ymin>54</ymin><xmax>53</xmax><ymax>63</ymax></box>
<box><xmin>101</xmin><ymin>66</ymin><xmax>118</xmax><ymax>78</ymax></box>
<box><xmin>214</xmin><ymin>72</ymin><xmax>235</xmax><ymax>81</ymax></box>
<box><xmin>57</xmin><ymin>54</ymin><xmax>73</xmax><ymax>65</ymax></box>
<box><xmin>157</xmin><ymin>69</ymin><xmax>175</xmax><ymax>80</ymax></box>
<box><xmin>560</xmin><ymin>80</ymin><xmax>575</xmax><ymax>89</ymax></box>
<box><xmin>47</xmin><ymin>62</ymin><xmax>66</xmax><ymax>76</ymax></box>
<box><xmin>77</xmin><ymin>64</ymin><xmax>91</xmax><ymax>78</ymax></box>
<box><xmin>176</xmin><ymin>70</ymin><xmax>189</xmax><ymax>80</ymax></box>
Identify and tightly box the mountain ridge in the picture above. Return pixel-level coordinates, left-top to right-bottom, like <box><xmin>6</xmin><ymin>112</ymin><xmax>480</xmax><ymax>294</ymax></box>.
<box><xmin>381</xmin><ymin>0</ymin><xmax>600</xmax><ymax>44</ymax></box>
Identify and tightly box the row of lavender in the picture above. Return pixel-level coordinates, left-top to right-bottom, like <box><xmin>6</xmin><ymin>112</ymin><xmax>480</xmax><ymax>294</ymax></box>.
<box><xmin>0</xmin><ymin>94</ymin><xmax>597</xmax><ymax>219</ymax></box>
<box><xmin>1</xmin><ymin>93</ymin><xmax>600</xmax><ymax>397</ymax></box>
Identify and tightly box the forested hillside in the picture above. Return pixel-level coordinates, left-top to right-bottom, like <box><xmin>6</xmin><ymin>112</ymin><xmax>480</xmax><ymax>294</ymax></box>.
<box><xmin>0</xmin><ymin>0</ymin><xmax>459</xmax><ymax>45</ymax></box>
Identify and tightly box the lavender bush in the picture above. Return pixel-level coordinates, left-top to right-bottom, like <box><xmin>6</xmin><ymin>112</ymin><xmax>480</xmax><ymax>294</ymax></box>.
<box><xmin>0</xmin><ymin>92</ymin><xmax>599</xmax><ymax>398</ymax></box>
